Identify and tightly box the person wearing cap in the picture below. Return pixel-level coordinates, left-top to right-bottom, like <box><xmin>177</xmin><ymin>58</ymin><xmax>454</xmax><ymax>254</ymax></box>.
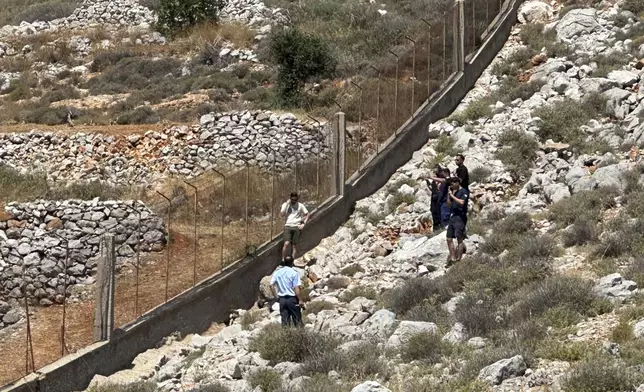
<box><xmin>270</xmin><ymin>256</ymin><xmax>305</xmax><ymax>327</ymax></box>
<box><xmin>445</xmin><ymin>176</ymin><xmax>469</xmax><ymax>266</ymax></box>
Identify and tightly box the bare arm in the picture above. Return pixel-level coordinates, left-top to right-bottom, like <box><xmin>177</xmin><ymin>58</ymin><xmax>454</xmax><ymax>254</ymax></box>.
<box><xmin>271</xmin><ymin>284</ymin><xmax>278</xmax><ymax>298</ymax></box>
<box><xmin>280</xmin><ymin>202</ymin><xmax>288</xmax><ymax>217</ymax></box>
<box><xmin>294</xmin><ymin>286</ymin><xmax>303</xmax><ymax>304</ymax></box>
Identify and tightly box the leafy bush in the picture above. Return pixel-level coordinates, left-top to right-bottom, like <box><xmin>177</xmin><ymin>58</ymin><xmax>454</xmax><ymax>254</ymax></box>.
<box><xmin>387</xmin><ymin>192</ymin><xmax>416</xmax><ymax>211</ymax></box>
<box><xmin>563</xmin><ymin>218</ymin><xmax>597</xmax><ymax>247</ymax></box>
<box><xmin>612</xmin><ymin>319</ymin><xmax>635</xmax><ymax>344</ymax></box>
<box><xmin>490</xmin><ymin>47</ymin><xmax>533</xmax><ymax>77</ymax></box>
<box><xmin>495</xmin><ymin>129</ymin><xmax>540</xmax><ymax>179</ymax></box>
<box><xmin>269</xmin><ymin>28</ymin><xmax>336</xmax><ymax>106</ymax></box>
<box><xmin>455</xmin><ymin>291</ymin><xmax>499</xmax><ymax>337</ymax></box>
<box><xmin>493</xmin><ymin>78</ymin><xmax>546</xmax><ymax>105</ymax></box>
<box><xmin>19</xmin><ymin>106</ymin><xmax>72</xmax><ymax>125</ymax></box>
<box><xmin>480</xmin><ymin>212</ymin><xmax>533</xmax><ymax>255</ymax></box>
<box><xmin>519</xmin><ymin>23</ymin><xmax>570</xmax><ymax>58</ymax></box>
<box><xmin>591</xmin><ymin>52</ymin><xmax>631</xmax><ymax>78</ymax></box>
<box><xmin>510</xmin><ymin>276</ymin><xmax>609</xmax><ymax>324</ymax></box>
<box><xmin>434</xmin><ymin>134</ymin><xmax>461</xmax><ymax>155</ymax></box>
<box><xmin>623</xmin><ymin>0</ymin><xmax>644</xmax><ymax>14</ymax></box>
<box><xmin>625</xmin><ymin>258</ymin><xmax>644</xmax><ymax>288</ymax></box>
<box><xmin>507</xmin><ymin>234</ymin><xmax>558</xmax><ymax>262</ymax></box>
<box><xmin>532</xmin><ymin>94</ymin><xmax>606</xmax><ymax>151</ymax></box>
<box><xmin>248</xmin><ymin>368</ymin><xmax>282</xmax><ymax>392</ymax></box>
<box><xmin>156</xmin><ymin>0</ymin><xmax>225</xmax><ymax>37</ymax></box>
<box><xmin>535</xmin><ymin>340</ymin><xmax>593</xmax><ymax>362</ymax></box>
<box><xmin>193</xmin><ymin>383</ymin><xmax>230</xmax><ymax>392</ymax></box>
<box><xmin>302</xmin><ymin>341</ymin><xmax>387</xmax><ymax>379</ymax></box>
<box><xmin>563</xmin><ymin>356</ymin><xmax>644</xmax><ymax>392</ymax></box>
<box><xmin>338</xmin><ymin>286</ymin><xmax>378</xmax><ymax>302</ymax></box>
<box><xmin>115</xmin><ymin>107</ymin><xmax>160</xmax><ymax>125</ymax></box>
<box><xmin>402</xmin><ymin>300</ymin><xmax>452</xmax><ymax>330</ymax></box>
<box><xmin>87</xmin><ymin>381</ymin><xmax>156</xmax><ymax>392</ymax></box>
<box><xmin>400</xmin><ymin>332</ymin><xmax>452</xmax><ymax>363</ymax></box>
<box><xmin>548</xmin><ymin>188</ymin><xmax>617</xmax><ymax>226</ymax></box>
<box><xmin>11</xmin><ymin>0</ymin><xmax>79</xmax><ymax>24</ymax></box>
<box><xmin>85</xmin><ymin>57</ymin><xmax>182</xmax><ymax>94</ymax></box>
<box><xmin>469</xmin><ymin>166</ymin><xmax>491</xmax><ymax>184</ymax></box>
<box><xmin>248</xmin><ymin>323</ymin><xmax>337</xmax><ymax>364</ymax></box>
<box><xmin>382</xmin><ymin>276</ymin><xmax>452</xmax><ymax>315</ymax></box>
<box><xmin>449</xmin><ymin>98</ymin><xmax>493</xmax><ymax>125</ymax></box>
<box><xmin>39</xmin><ymin>84</ymin><xmax>80</xmax><ymax>105</ymax></box>
<box><xmin>90</xmin><ymin>51</ymin><xmax>135</xmax><ymax>72</ymax></box>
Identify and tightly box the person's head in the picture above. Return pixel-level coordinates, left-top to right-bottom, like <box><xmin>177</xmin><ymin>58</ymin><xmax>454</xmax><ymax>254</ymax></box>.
<box><xmin>455</xmin><ymin>154</ymin><xmax>465</xmax><ymax>167</ymax></box>
<box><xmin>440</xmin><ymin>168</ymin><xmax>450</xmax><ymax>178</ymax></box>
<box><xmin>289</xmin><ymin>192</ymin><xmax>299</xmax><ymax>204</ymax></box>
<box><xmin>447</xmin><ymin>176</ymin><xmax>461</xmax><ymax>191</ymax></box>
<box><xmin>283</xmin><ymin>255</ymin><xmax>295</xmax><ymax>267</ymax></box>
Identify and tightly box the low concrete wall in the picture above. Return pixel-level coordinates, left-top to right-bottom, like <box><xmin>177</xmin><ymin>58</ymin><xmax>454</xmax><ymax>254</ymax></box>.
<box><xmin>1</xmin><ymin>1</ymin><xmax>521</xmax><ymax>391</ymax></box>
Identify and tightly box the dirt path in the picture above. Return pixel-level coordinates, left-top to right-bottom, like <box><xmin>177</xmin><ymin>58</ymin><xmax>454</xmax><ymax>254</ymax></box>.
<box><xmin>0</xmin><ymin>222</ymin><xmax>272</xmax><ymax>386</ymax></box>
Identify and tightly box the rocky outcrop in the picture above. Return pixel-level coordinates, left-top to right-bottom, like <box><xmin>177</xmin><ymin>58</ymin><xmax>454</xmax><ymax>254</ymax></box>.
<box><xmin>0</xmin><ymin>111</ymin><xmax>329</xmax><ymax>185</ymax></box>
<box><xmin>0</xmin><ymin>200</ymin><xmax>165</xmax><ymax>306</ymax></box>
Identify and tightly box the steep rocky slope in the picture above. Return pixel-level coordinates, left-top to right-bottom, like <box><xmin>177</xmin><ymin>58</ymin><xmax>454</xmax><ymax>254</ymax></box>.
<box><xmin>80</xmin><ymin>1</ymin><xmax>644</xmax><ymax>392</ymax></box>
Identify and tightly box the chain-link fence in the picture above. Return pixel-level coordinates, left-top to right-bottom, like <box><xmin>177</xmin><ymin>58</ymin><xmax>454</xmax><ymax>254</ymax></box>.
<box><xmin>2</xmin><ymin>0</ymin><xmax>509</xmax><ymax>385</ymax></box>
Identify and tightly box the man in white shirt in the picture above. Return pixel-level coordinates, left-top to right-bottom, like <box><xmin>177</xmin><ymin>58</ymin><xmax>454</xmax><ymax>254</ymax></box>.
<box><xmin>270</xmin><ymin>256</ymin><xmax>304</xmax><ymax>327</ymax></box>
<box><xmin>280</xmin><ymin>192</ymin><xmax>309</xmax><ymax>259</ymax></box>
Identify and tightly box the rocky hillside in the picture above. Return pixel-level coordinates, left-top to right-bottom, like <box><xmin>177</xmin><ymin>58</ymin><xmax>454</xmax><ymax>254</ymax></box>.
<box><xmin>79</xmin><ymin>0</ymin><xmax>644</xmax><ymax>391</ymax></box>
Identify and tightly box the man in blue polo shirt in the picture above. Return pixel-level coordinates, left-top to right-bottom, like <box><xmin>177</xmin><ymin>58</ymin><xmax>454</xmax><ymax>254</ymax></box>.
<box><xmin>270</xmin><ymin>256</ymin><xmax>304</xmax><ymax>327</ymax></box>
<box><xmin>445</xmin><ymin>177</ymin><xmax>469</xmax><ymax>266</ymax></box>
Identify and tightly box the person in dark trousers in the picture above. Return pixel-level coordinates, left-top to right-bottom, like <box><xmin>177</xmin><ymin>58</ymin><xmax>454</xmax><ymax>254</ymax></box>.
<box><xmin>445</xmin><ymin>177</ymin><xmax>469</xmax><ymax>267</ymax></box>
<box><xmin>270</xmin><ymin>256</ymin><xmax>304</xmax><ymax>327</ymax></box>
<box><xmin>280</xmin><ymin>192</ymin><xmax>309</xmax><ymax>259</ymax></box>
<box><xmin>426</xmin><ymin>166</ymin><xmax>446</xmax><ymax>232</ymax></box>
<box><xmin>454</xmin><ymin>154</ymin><xmax>470</xmax><ymax>227</ymax></box>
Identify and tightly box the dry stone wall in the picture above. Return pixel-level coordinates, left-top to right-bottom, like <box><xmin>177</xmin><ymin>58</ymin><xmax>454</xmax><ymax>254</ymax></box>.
<box><xmin>0</xmin><ymin>200</ymin><xmax>166</xmax><ymax>312</ymax></box>
<box><xmin>0</xmin><ymin>111</ymin><xmax>329</xmax><ymax>185</ymax></box>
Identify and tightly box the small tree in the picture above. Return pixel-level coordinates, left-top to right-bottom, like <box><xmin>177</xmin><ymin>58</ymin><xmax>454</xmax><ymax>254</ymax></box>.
<box><xmin>269</xmin><ymin>28</ymin><xmax>336</xmax><ymax>106</ymax></box>
<box><xmin>156</xmin><ymin>0</ymin><xmax>225</xmax><ymax>37</ymax></box>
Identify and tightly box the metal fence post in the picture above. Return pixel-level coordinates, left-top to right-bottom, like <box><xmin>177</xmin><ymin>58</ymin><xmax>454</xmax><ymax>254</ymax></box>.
<box><xmin>22</xmin><ymin>267</ymin><xmax>35</xmax><ymax>374</ymax></box>
<box><xmin>239</xmin><ymin>157</ymin><xmax>250</xmax><ymax>250</ymax></box>
<box><xmin>212</xmin><ymin>168</ymin><xmax>226</xmax><ymax>270</ymax></box>
<box><xmin>183</xmin><ymin>181</ymin><xmax>198</xmax><ymax>287</ymax></box>
<box><xmin>389</xmin><ymin>49</ymin><xmax>399</xmax><ymax>134</ymax></box>
<box><xmin>156</xmin><ymin>191</ymin><xmax>172</xmax><ymax>303</ymax></box>
<box><xmin>405</xmin><ymin>35</ymin><xmax>417</xmax><ymax>117</ymax></box>
<box><xmin>262</xmin><ymin>144</ymin><xmax>279</xmax><ymax>241</ymax></box>
<box><xmin>306</xmin><ymin>115</ymin><xmax>322</xmax><ymax>199</ymax></box>
<box><xmin>94</xmin><ymin>234</ymin><xmax>116</xmax><ymax>342</ymax></box>
<box><xmin>49</xmin><ymin>232</ymin><xmax>69</xmax><ymax>357</ymax></box>
<box><xmin>369</xmin><ymin>65</ymin><xmax>382</xmax><ymax>153</ymax></box>
<box><xmin>331</xmin><ymin>112</ymin><xmax>347</xmax><ymax>197</ymax></box>
<box><xmin>421</xmin><ymin>19</ymin><xmax>431</xmax><ymax>99</ymax></box>
<box><xmin>349</xmin><ymin>81</ymin><xmax>363</xmax><ymax>170</ymax></box>
<box><xmin>132</xmin><ymin>203</ymin><xmax>142</xmax><ymax>317</ymax></box>
<box><xmin>443</xmin><ymin>13</ymin><xmax>447</xmax><ymax>80</ymax></box>
<box><xmin>456</xmin><ymin>0</ymin><xmax>465</xmax><ymax>71</ymax></box>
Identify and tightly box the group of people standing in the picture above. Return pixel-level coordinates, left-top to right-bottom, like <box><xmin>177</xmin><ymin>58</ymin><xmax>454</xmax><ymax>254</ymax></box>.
<box><xmin>271</xmin><ymin>155</ymin><xmax>471</xmax><ymax>327</ymax></box>
<box><xmin>425</xmin><ymin>154</ymin><xmax>470</xmax><ymax>266</ymax></box>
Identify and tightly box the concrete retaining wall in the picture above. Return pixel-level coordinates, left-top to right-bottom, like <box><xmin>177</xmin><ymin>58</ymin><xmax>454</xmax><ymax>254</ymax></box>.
<box><xmin>1</xmin><ymin>0</ymin><xmax>521</xmax><ymax>390</ymax></box>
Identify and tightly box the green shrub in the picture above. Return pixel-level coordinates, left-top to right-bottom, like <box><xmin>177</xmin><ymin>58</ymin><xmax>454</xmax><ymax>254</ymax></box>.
<box><xmin>382</xmin><ymin>276</ymin><xmax>452</xmax><ymax>315</ymax></box>
<box><xmin>480</xmin><ymin>212</ymin><xmax>534</xmax><ymax>255</ymax></box>
<box><xmin>297</xmin><ymin>374</ymin><xmax>352</xmax><ymax>392</ymax></box>
<box><xmin>455</xmin><ymin>291</ymin><xmax>499</xmax><ymax>337</ymax></box>
<box><xmin>248</xmin><ymin>323</ymin><xmax>337</xmax><ymax>364</ymax></box>
<box><xmin>194</xmin><ymin>383</ymin><xmax>230</xmax><ymax>392</ymax></box>
<box><xmin>39</xmin><ymin>84</ymin><xmax>80</xmax><ymax>104</ymax></box>
<box><xmin>387</xmin><ymin>192</ymin><xmax>416</xmax><ymax>211</ymax></box>
<box><xmin>11</xmin><ymin>0</ymin><xmax>79</xmax><ymax>24</ymax></box>
<box><xmin>612</xmin><ymin>319</ymin><xmax>635</xmax><ymax>344</ymax></box>
<box><xmin>248</xmin><ymin>368</ymin><xmax>282</xmax><ymax>392</ymax></box>
<box><xmin>623</xmin><ymin>0</ymin><xmax>644</xmax><ymax>14</ymax></box>
<box><xmin>434</xmin><ymin>134</ymin><xmax>461</xmax><ymax>155</ymax></box>
<box><xmin>400</xmin><ymin>332</ymin><xmax>452</xmax><ymax>363</ymax></box>
<box><xmin>511</xmin><ymin>276</ymin><xmax>609</xmax><ymax>324</ymax></box>
<box><xmin>625</xmin><ymin>258</ymin><xmax>644</xmax><ymax>288</ymax></box>
<box><xmin>459</xmin><ymin>346</ymin><xmax>532</xmax><ymax>381</ymax></box>
<box><xmin>116</xmin><ymin>106</ymin><xmax>160</xmax><ymax>125</ymax></box>
<box><xmin>507</xmin><ymin>234</ymin><xmax>559</xmax><ymax>262</ymax></box>
<box><xmin>19</xmin><ymin>106</ymin><xmax>72</xmax><ymax>125</ymax></box>
<box><xmin>338</xmin><ymin>286</ymin><xmax>378</xmax><ymax>302</ymax></box>
<box><xmin>563</xmin><ymin>218</ymin><xmax>597</xmax><ymax>247</ymax></box>
<box><xmin>302</xmin><ymin>341</ymin><xmax>387</xmax><ymax>379</ymax></box>
<box><xmin>533</xmin><ymin>95</ymin><xmax>607</xmax><ymax>151</ymax></box>
<box><xmin>491</xmin><ymin>47</ymin><xmax>532</xmax><ymax>77</ymax></box>
<box><xmin>519</xmin><ymin>23</ymin><xmax>570</xmax><ymax>58</ymax></box>
<box><xmin>304</xmin><ymin>300</ymin><xmax>335</xmax><ymax>315</ymax></box>
<box><xmin>591</xmin><ymin>52</ymin><xmax>631</xmax><ymax>78</ymax></box>
<box><xmin>87</xmin><ymin>381</ymin><xmax>156</xmax><ymax>392</ymax></box>
<box><xmin>449</xmin><ymin>98</ymin><xmax>494</xmax><ymax>125</ymax></box>
<box><xmin>156</xmin><ymin>0</ymin><xmax>225</xmax><ymax>37</ymax></box>
<box><xmin>269</xmin><ymin>28</ymin><xmax>336</xmax><ymax>106</ymax></box>
<box><xmin>139</xmin><ymin>0</ymin><xmax>161</xmax><ymax>10</ymax></box>
<box><xmin>495</xmin><ymin>129</ymin><xmax>540</xmax><ymax>179</ymax></box>
<box><xmin>548</xmin><ymin>188</ymin><xmax>618</xmax><ymax>226</ymax></box>
<box><xmin>402</xmin><ymin>300</ymin><xmax>452</xmax><ymax>330</ymax></box>
<box><xmin>493</xmin><ymin>78</ymin><xmax>546</xmax><ymax>104</ymax></box>
<box><xmin>90</xmin><ymin>50</ymin><xmax>135</xmax><ymax>72</ymax></box>
<box><xmin>563</xmin><ymin>356</ymin><xmax>644</xmax><ymax>392</ymax></box>
<box><xmin>85</xmin><ymin>57</ymin><xmax>182</xmax><ymax>94</ymax></box>
<box><xmin>469</xmin><ymin>166</ymin><xmax>491</xmax><ymax>184</ymax></box>
<box><xmin>535</xmin><ymin>340</ymin><xmax>593</xmax><ymax>362</ymax></box>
